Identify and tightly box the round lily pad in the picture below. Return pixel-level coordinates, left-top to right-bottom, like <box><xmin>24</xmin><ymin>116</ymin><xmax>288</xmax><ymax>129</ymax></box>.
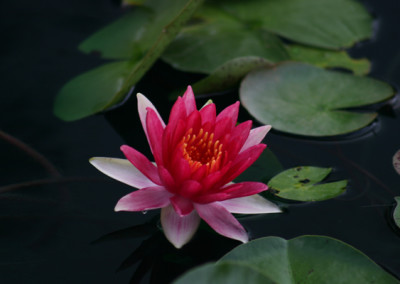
<box><xmin>240</xmin><ymin>62</ymin><xmax>394</xmax><ymax>136</ymax></box>
<box><xmin>267</xmin><ymin>166</ymin><xmax>346</xmax><ymax>201</ymax></box>
<box><xmin>174</xmin><ymin>236</ymin><xmax>399</xmax><ymax>284</ymax></box>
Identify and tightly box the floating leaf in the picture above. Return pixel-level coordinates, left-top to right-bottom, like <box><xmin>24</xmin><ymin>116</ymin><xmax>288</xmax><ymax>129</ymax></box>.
<box><xmin>175</xmin><ymin>236</ymin><xmax>399</xmax><ymax>284</ymax></box>
<box><xmin>215</xmin><ymin>0</ymin><xmax>372</xmax><ymax>49</ymax></box>
<box><xmin>192</xmin><ymin>57</ymin><xmax>274</xmax><ymax>94</ymax></box>
<box><xmin>286</xmin><ymin>45</ymin><xmax>370</xmax><ymax>75</ymax></box>
<box><xmin>240</xmin><ymin>62</ymin><xmax>394</xmax><ymax>136</ymax></box>
<box><xmin>267</xmin><ymin>166</ymin><xmax>346</xmax><ymax>201</ymax></box>
<box><xmin>162</xmin><ymin>5</ymin><xmax>289</xmax><ymax>74</ymax></box>
<box><xmin>393</xmin><ymin>150</ymin><xmax>400</xmax><ymax>175</ymax></box>
<box><xmin>54</xmin><ymin>0</ymin><xmax>204</xmax><ymax>121</ymax></box>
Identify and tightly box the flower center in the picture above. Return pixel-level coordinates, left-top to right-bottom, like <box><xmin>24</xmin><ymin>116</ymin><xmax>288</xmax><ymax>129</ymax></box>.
<box><xmin>181</xmin><ymin>128</ymin><xmax>223</xmax><ymax>173</ymax></box>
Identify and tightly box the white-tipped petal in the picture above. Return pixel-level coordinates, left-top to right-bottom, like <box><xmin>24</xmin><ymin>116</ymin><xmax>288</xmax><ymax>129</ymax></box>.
<box><xmin>240</xmin><ymin>125</ymin><xmax>272</xmax><ymax>153</ymax></box>
<box><xmin>219</xmin><ymin>194</ymin><xmax>281</xmax><ymax>214</ymax></box>
<box><xmin>90</xmin><ymin>157</ymin><xmax>156</xmax><ymax>189</ymax></box>
<box><xmin>161</xmin><ymin>205</ymin><xmax>201</xmax><ymax>249</ymax></box>
<box><xmin>195</xmin><ymin>202</ymin><xmax>248</xmax><ymax>243</ymax></box>
<box><xmin>137</xmin><ymin>93</ymin><xmax>166</xmax><ymax>140</ymax></box>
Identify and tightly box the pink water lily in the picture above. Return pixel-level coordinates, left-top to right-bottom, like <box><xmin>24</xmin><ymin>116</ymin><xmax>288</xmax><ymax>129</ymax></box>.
<box><xmin>90</xmin><ymin>86</ymin><xmax>280</xmax><ymax>248</ymax></box>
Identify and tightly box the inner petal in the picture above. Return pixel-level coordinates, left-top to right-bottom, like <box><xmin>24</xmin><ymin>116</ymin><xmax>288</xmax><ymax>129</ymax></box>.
<box><xmin>181</xmin><ymin>128</ymin><xmax>226</xmax><ymax>174</ymax></box>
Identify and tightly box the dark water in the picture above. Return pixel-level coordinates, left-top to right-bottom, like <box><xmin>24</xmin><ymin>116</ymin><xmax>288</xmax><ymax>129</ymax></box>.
<box><xmin>1</xmin><ymin>0</ymin><xmax>399</xmax><ymax>283</ymax></box>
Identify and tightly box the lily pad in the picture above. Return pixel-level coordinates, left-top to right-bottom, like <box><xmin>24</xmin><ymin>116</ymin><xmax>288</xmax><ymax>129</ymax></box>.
<box><xmin>240</xmin><ymin>62</ymin><xmax>394</xmax><ymax>136</ymax></box>
<box><xmin>54</xmin><ymin>0</ymin><xmax>204</xmax><ymax>121</ymax></box>
<box><xmin>162</xmin><ymin>5</ymin><xmax>289</xmax><ymax>74</ymax></box>
<box><xmin>215</xmin><ymin>0</ymin><xmax>372</xmax><ymax>49</ymax></box>
<box><xmin>393</xmin><ymin>150</ymin><xmax>400</xmax><ymax>175</ymax></box>
<box><xmin>394</xmin><ymin>197</ymin><xmax>400</xmax><ymax>229</ymax></box>
<box><xmin>286</xmin><ymin>45</ymin><xmax>370</xmax><ymax>75</ymax></box>
<box><xmin>192</xmin><ymin>57</ymin><xmax>274</xmax><ymax>94</ymax></box>
<box><xmin>267</xmin><ymin>166</ymin><xmax>346</xmax><ymax>201</ymax></box>
<box><xmin>175</xmin><ymin>236</ymin><xmax>399</xmax><ymax>284</ymax></box>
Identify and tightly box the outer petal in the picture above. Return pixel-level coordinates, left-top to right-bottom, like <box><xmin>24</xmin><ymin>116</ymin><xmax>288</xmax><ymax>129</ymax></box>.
<box><xmin>115</xmin><ymin>186</ymin><xmax>172</xmax><ymax>212</ymax></box>
<box><xmin>161</xmin><ymin>204</ymin><xmax>201</xmax><ymax>249</ymax></box>
<box><xmin>137</xmin><ymin>93</ymin><xmax>166</xmax><ymax>140</ymax></box>
<box><xmin>240</xmin><ymin>125</ymin><xmax>271</xmax><ymax>153</ymax></box>
<box><xmin>146</xmin><ymin>109</ymin><xmax>165</xmax><ymax>165</ymax></box>
<box><xmin>182</xmin><ymin>86</ymin><xmax>196</xmax><ymax>115</ymax></box>
<box><xmin>121</xmin><ymin>145</ymin><xmax>161</xmax><ymax>185</ymax></box>
<box><xmin>195</xmin><ymin>202</ymin><xmax>248</xmax><ymax>243</ymax></box>
<box><xmin>218</xmin><ymin>194</ymin><xmax>281</xmax><ymax>214</ymax></box>
<box><xmin>195</xmin><ymin>182</ymin><xmax>268</xmax><ymax>203</ymax></box>
<box><xmin>89</xmin><ymin>157</ymin><xmax>156</xmax><ymax>189</ymax></box>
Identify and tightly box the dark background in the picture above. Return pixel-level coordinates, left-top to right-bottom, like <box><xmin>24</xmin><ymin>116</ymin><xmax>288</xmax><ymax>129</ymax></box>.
<box><xmin>1</xmin><ymin>0</ymin><xmax>399</xmax><ymax>283</ymax></box>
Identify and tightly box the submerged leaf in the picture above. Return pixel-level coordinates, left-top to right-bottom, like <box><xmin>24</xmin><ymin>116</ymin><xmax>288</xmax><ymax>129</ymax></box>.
<box><xmin>192</xmin><ymin>57</ymin><xmax>274</xmax><ymax>94</ymax></box>
<box><xmin>286</xmin><ymin>45</ymin><xmax>370</xmax><ymax>75</ymax></box>
<box><xmin>393</xmin><ymin>196</ymin><xmax>400</xmax><ymax>228</ymax></box>
<box><xmin>54</xmin><ymin>61</ymin><xmax>134</xmax><ymax>121</ymax></box>
<box><xmin>175</xmin><ymin>236</ymin><xmax>399</xmax><ymax>284</ymax></box>
<box><xmin>267</xmin><ymin>166</ymin><xmax>346</xmax><ymax>201</ymax></box>
<box><xmin>394</xmin><ymin>197</ymin><xmax>400</xmax><ymax>229</ymax></box>
<box><xmin>240</xmin><ymin>62</ymin><xmax>394</xmax><ymax>136</ymax></box>
<box><xmin>393</xmin><ymin>150</ymin><xmax>400</xmax><ymax>175</ymax></box>
<box><xmin>54</xmin><ymin>0</ymin><xmax>204</xmax><ymax>121</ymax></box>
<box><xmin>162</xmin><ymin>5</ymin><xmax>289</xmax><ymax>74</ymax></box>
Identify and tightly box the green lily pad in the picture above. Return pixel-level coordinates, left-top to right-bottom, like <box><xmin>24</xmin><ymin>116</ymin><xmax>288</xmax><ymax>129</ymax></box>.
<box><xmin>286</xmin><ymin>45</ymin><xmax>370</xmax><ymax>75</ymax></box>
<box><xmin>240</xmin><ymin>62</ymin><xmax>394</xmax><ymax>136</ymax></box>
<box><xmin>267</xmin><ymin>166</ymin><xmax>346</xmax><ymax>201</ymax></box>
<box><xmin>174</xmin><ymin>236</ymin><xmax>399</xmax><ymax>284</ymax></box>
<box><xmin>54</xmin><ymin>0</ymin><xmax>204</xmax><ymax>121</ymax></box>
<box><xmin>235</xmin><ymin>148</ymin><xmax>283</xmax><ymax>184</ymax></box>
<box><xmin>394</xmin><ymin>197</ymin><xmax>400</xmax><ymax>229</ymax></box>
<box><xmin>162</xmin><ymin>5</ymin><xmax>289</xmax><ymax>74</ymax></box>
<box><xmin>215</xmin><ymin>0</ymin><xmax>372</xmax><ymax>49</ymax></box>
<box><xmin>192</xmin><ymin>56</ymin><xmax>274</xmax><ymax>94</ymax></box>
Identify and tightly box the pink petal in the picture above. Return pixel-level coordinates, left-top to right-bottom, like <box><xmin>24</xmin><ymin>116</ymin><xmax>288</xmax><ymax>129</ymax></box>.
<box><xmin>179</xmin><ymin>180</ymin><xmax>203</xmax><ymax>198</ymax></box>
<box><xmin>182</xmin><ymin>86</ymin><xmax>197</xmax><ymax>115</ymax></box>
<box><xmin>216</xmin><ymin>101</ymin><xmax>240</xmax><ymax>126</ymax></box>
<box><xmin>137</xmin><ymin>93</ymin><xmax>166</xmax><ymax>141</ymax></box>
<box><xmin>146</xmin><ymin>108</ymin><xmax>165</xmax><ymax>165</ymax></box>
<box><xmin>219</xmin><ymin>144</ymin><xmax>266</xmax><ymax>185</ymax></box>
<box><xmin>240</xmin><ymin>125</ymin><xmax>271</xmax><ymax>153</ymax></box>
<box><xmin>89</xmin><ymin>157</ymin><xmax>156</xmax><ymax>189</ymax></box>
<box><xmin>158</xmin><ymin>166</ymin><xmax>176</xmax><ymax>192</ymax></box>
<box><xmin>195</xmin><ymin>182</ymin><xmax>268</xmax><ymax>203</ymax></box>
<box><xmin>120</xmin><ymin>145</ymin><xmax>161</xmax><ymax>185</ymax></box>
<box><xmin>161</xmin><ymin>204</ymin><xmax>201</xmax><ymax>249</ymax></box>
<box><xmin>170</xmin><ymin>195</ymin><xmax>194</xmax><ymax>216</ymax></box>
<box><xmin>226</xmin><ymin>121</ymin><xmax>252</xmax><ymax>160</ymax></box>
<box><xmin>199</xmin><ymin>103</ymin><xmax>216</xmax><ymax>125</ymax></box>
<box><xmin>219</xmin><ymin>194</ymin><xmax>281</xmax><ymax>214</ymax></box>
<box><xmin>195</xmin><ymin>202</ymin><xmax>248</xmax><ymax>243</ymax></box>
<box><xmin>168</xmin><ymin>97</ymin><xmax>187</xmax><ymax>129</ymax></box>
<box><xmin>115</xmin><ymin>186</ymin><xmax>172</xmax><ymax>211</ymax></box>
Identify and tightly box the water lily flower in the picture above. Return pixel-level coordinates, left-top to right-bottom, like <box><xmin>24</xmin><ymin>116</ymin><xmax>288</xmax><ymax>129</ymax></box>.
<box><xmin>90</xmin><ymin>86</ymin><xmax>281</xmax><ymax>248</ymax></box>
